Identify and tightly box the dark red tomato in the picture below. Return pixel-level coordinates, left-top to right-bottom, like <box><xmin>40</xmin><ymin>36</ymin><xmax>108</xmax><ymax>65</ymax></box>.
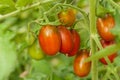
<box><xmin>97</xmin><ymin>14</ymin><xmax>115</xmax><ymax>41</ymax></box>
<box><xmin>38</xmin><ymin>25</ymin><xmax>61</xmax><ymax>56</ymax></box>
<box><xmin>74</xmin><ymin>50</ymin><xmax>91</xmax><ymax>77</ymax></box>
<box><xmin>57</xmin><ymin>26</ymin><xmax>73</xmax><ymax>54</ymax></box>
<box><xmin>68</xmin><ymin>30</ymin><xmax>80</xmax><ymax>57</ymax></box>
<box><xmin>58</xmin><ymin>8</ymin><xmax>76</xmax><ymax>27</ymax></box>
<box><xmin>100</xmin><ymin>39</ymin><xmax>118</xmax><ymax>65</ymax></box>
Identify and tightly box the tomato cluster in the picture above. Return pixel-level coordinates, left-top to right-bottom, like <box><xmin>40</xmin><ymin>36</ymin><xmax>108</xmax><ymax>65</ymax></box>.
<box><xmin>97</xmin><ymin>14</ymin><xmax>115</xmax><ymax>41</ymax></box>
<box><xmin>36</xmin><ymin>8</ymin><xmax>92</xmax><ymax>78</ymax></box>
<box><xmin>38</xmin><ymin>25</ymin><xmax>91</xmax><ymax>77</ymax></box>
<box><xmin>97</xmin><ymin>14</ymin><xmax>117</xmax><ymax>65</ymax></box>
<box><xmin>38</xmin><ymin>8</ymin><xmax>79</xmax><ymax>56</ymax></box>
<box><xmin>38</xmin><ymin>25</ymin><xmax>80</xmax><ymax>57</ymax></box>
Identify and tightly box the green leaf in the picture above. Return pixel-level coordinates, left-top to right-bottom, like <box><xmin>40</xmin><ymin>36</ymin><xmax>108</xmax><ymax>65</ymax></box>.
<box><xmin>0</xmin><ymin>0</ymin><xmax>16</xmax><ymax>14</ymax></box>
<box><xmin>114</xmin><ymin>56</ymin><xmax>120</xmax><ymax>66</ymax></box>
<box><xmin>96</xmin><ymin>4</ymin><xmax>114</xmax><ymax>17</ymax></box>
<box><xmin>52</xmin><ymin>73</ymin><xmax>62</xmax><ymax>80</ymax></box>
<box><xmin>31</xmin><ymin>59</ymin><xmax>52</xmax><ymax>75</ymax></box>
<box><xmin>111</xmin><ymin>11</ymin><xmax>120</xmax><ymax>43</ymax></box>
<box><xmin>0</xmin><ymin>5</ymin><xmax>16</xmax><ymax>14</ymax></box>
<box><xmin>16</xmin><ymin>0</ymin><xmax>33</xmax><ymax>8</ymax></box>
<box><xmin>113</xmin><ymin>0</ymin><xmax>120</xmax><ymax>2</ymax></box>
<box><xmin>77</xmin><ymin>0</ymin><xmax>88</xmax><ymax>8</ymax></box>
<box><xmin>0</xmin><ymin>0</ymin><xmax>15</xmax><ymax>6</ymax></box>
<box><xmin>0</xmin><ymin>31</ymin><xmax>17</xmax><ymax>80</ymax></box>
<box><xmin>75</xmin><ymin>20</ymin><xmax>90</xmax><ymax>49</ymax></box>
<box><xmin>25</xmin><ymin>60</ymin><xmax>52</xmax><ymax>80</ymax></box>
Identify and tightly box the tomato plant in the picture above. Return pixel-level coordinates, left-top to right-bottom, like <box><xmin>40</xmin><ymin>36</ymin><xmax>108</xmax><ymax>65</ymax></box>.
<box><xmin>67</xmin><ymin>29</ymin><xmax>80</xmax><ymax>57</ymax></box>
<box><xmin>1</xmin><ymin>0</ymin><xmax>120</xmax><ymax>80</ymax></box>
<box><xmin>38</xmin><ymin>25</ymin><xmax>61</xmax><ymax>56</ymax></box>
<box><xmin>57</xmin><ymin>25</ymin><xmax>73</xmax><ymax>54</ymax></box>
<box><xmin>58</xmin><ymin>8</ymin><xmax>76</xmax><ymax>27</ymax></box>
<box><xmin>73</xmin><ymin>50</ymin><xmax>91</xmax><ymax>77</ymax></box>
<box><xmin>99</xmin><ymin>39</ymin><xmax>118</xmax><ymax>65</ymax></box>
<box><xmin>97</xmin><ymin>14</ymin><xmax>115</xmax><ymax>41</ymax></box>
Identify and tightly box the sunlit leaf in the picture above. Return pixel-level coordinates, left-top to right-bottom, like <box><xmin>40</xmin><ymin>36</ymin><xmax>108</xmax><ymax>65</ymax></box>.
<box><xmin>31</xmin><ymin>59</ymin><xmax>52</xmax><ymax>75</ymax></box>
<box><xmin>0</xmin><ymin>31</ymin><xmax>17</xmax><ymax>80</ymax></box>
<box><xmin>0</xmin><ymin>0</ymin><xmax>16</xmax><ymax>14</ymax></box>
<box><xmin>16</xmin><ymin>0</ymin><xmax>33</xmax><ymax>8</ymax></box>
<box><xmin>0</xmin><ymin>0</ymin><xmax>15</xmax><ymax>6</ymax></box>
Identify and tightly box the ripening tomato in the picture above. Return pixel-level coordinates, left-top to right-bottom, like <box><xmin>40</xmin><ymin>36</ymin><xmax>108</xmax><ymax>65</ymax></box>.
<box><xmin>57</xmin><ymin>26</ymin><xmax>73</xmax><ymax>54</ymax></box>
<box><xmin>28</xmin><ymin>41</ymin><xmax>45</xmax><ymax>60</ymax></box>
<box><xmin>99</xmin><ymin>39</ymin><xmax>118</xmax><ymax>65</ymax></box>
<box><xmin>38</xmin><ymin>25</ymin><xmax>61</xmax><ymax>56</ymax></box>
<box><xmin>74</xmin><ymin>50</ymin><xmax>91</xmax><ymax>77</ymax></box>
<box><xmin>58</xmin><ymin>8</ymin><xmax>76</xmax><ymax>27</ymax></box>
<box><xmin>97</xmin><ymin>14</ymin><xmax>115</xmax><ymax>41</ymax></box>
<box><xmin>68</xmin><ymin>30</ymin><xmax>80</xmax><ymax>57</ymax></box>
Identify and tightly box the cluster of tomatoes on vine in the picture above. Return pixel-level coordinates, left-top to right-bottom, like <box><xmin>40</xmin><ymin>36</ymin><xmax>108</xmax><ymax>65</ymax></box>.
<box><xmin>38</xmin><ymin>8</ymin><xmax>91</xmax><ymax>77</ymax></box>
<box><xmin>97</xmin><ymin>14</ymin><xmax>117</xmax><ymax>65</ymax></box>
<box><xmin>36</xmin><ymin>7</ymin><xmax>118</xmax><ymax>78</ymax></box>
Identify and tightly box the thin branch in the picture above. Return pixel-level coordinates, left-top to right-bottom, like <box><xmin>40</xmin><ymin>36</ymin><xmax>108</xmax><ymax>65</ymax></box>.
<box><xmin>0</xmin><ymin>0</ymin><xmax>54</xmax><ymax>21</ymax></box>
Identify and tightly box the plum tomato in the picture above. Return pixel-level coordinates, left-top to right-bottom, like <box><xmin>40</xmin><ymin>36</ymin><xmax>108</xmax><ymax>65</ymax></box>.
<box><xmin>97</xmin><ymin>14</ymin><xmax>115</xmax><ymax>41</ymax></box>
<box><xmin>28</xmin><ymin>41</ymin><xmax>45</xmax><ymax>60</ymax></box>
<box><xmin>38</xmin><ymin>25</ymin><xmax>61</xmax><ymax>56</ymax></box>
<box><xmin>99</xmin><ymin>39</ymin><xmax>118</xmax><ymax>65</ymax></box>
<box><xmin>57</xmin><ymin>25</ymin><xmax>73</xmax><ymax>54</ymax></box>
<box><xmin>68</xmin><ymin>30</ymin><xmax>80</xmax><ymax>57</ymax></box>
<box><xmin>74</xmin><ymin>50</ymin><xmax>91</xmax><ymax>77</ymax></box>
<box><xmin>58</xmin><ymin>8</ymin><xmax>76</xmax><ymax>27</ymax></box>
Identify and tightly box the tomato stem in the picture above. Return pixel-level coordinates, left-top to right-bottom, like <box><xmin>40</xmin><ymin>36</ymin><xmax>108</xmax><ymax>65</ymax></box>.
<box><xmin>0</xmin><ymin>0</ymin><xmax>54</xmax><ymax>21</ymax></box>
<box><xmin>89</xmin><ymin>0</ymin><xmax>98</xmax><ymax>80</ymax></box>
<box><xmin>102</xmin><ymin>70</ymin><xmax>111</xmax><ymax>80</ymax></box>
<box><xmin>111</xmin><ymin>68</ymin><xmax>120</xmax><ymax>80</ymax></box>
<box><xmin>92</xmin><ymin>35</ymin><xmax>114</xmax><ymax>66</ymax></box>
<box><xmin>85</xmin><ymin>44</ymin><xmax>120</xmax><ymax>62</ymax></box>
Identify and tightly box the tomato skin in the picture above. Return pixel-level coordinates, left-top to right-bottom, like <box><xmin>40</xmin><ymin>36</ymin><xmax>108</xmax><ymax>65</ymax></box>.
<box><xmin>58</xmin><ymin>9</ymin><xmax>76</xmax><ymax>27</ymax></box>
<box><xmin>68</xmin><ymin>30</ymin><xmax>80</xmax><ymax>57</ymax></box>
<box><xmin>97</xmin><ymin>14</ymin><xmax>115</xmax><ymax>41</ymax></box>
<box><xmin>28</xmin><ymin>41</ymin><xmax>45</xmax><ymax>60</ymax></box>
<box><xmin>57</xmin><ymin>26</ymin><xmax>73</xmax><ymax>54</ymax></box>
<box><xmin>38</xmin><ymin>25</ymin><xmax>61</xmax><ymax>56</ymax></box>
<box><xmin>100</xmin><ymin>39</ymin><xmax>118</xmax><ymax>65</ymax></box>
<box><xmin>74</xmin><ymin>50</ymin><xmax>91</xmax><ymax>77</ymax></box>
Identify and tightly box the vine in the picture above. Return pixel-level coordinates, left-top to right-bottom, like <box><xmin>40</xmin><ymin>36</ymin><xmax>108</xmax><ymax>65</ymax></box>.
<box><xmin>89</xmin><ymin>0</ymin><xmax>98</xmax><ymax>79</ymax></box>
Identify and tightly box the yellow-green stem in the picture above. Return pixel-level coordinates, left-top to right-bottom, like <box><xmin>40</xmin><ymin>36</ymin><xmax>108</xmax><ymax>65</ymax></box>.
<box><xmin>89</xmin><ymin>0</ymin><xmax>98</xmax><ymax>80</ymax></box>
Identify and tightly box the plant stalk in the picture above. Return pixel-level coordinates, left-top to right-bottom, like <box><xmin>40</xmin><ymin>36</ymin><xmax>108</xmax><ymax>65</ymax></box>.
<box><xmin>89</xmin><ymin>0</ymin><xmax>98</xmax><ymax>80</ymax></box>
<box><xmin>85</xmin><ymin>43</ymin><xmax>120</xmax><ymax>62</ymax></box>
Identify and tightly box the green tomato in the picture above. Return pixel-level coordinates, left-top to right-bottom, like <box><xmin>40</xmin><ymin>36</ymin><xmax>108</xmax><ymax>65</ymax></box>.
<box><xmin>28</xmin><ymin>41</ymin><xmax>45</xmax><ymax>60</ymax></box>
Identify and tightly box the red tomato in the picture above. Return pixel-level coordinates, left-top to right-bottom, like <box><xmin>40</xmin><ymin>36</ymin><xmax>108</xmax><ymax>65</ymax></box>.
<box><xmin>58</xmin><ymin>9</ymin><xmax>76</xmax><ymax>27</ymax></box>
<box><xmin>97</xmin><ymin>14</ymin><xmax>115</xmax><ymax>41</ymax></box>
<box><xmin>100</xmin><ymin>39</ymin><xmax>117</xmax><ymax>65</ymax></box>
<box><xmin>38</xmin><ymin>25</ymin><xmax>61</xmax><ymax>56</ymax></box>
<box><xmin>68</xmin><ymin>30</ymin><xmax>80</xmax><ymax>57</ymax></box>
<box><xmin>74</xmin><ymin>50</ymin><xmax>91</xmax><ymax>77</ymax></box>
<box><xmin>57</xmin><ymin>26</ymin><xmax>73</xmax><ymax>54</ymax></box>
